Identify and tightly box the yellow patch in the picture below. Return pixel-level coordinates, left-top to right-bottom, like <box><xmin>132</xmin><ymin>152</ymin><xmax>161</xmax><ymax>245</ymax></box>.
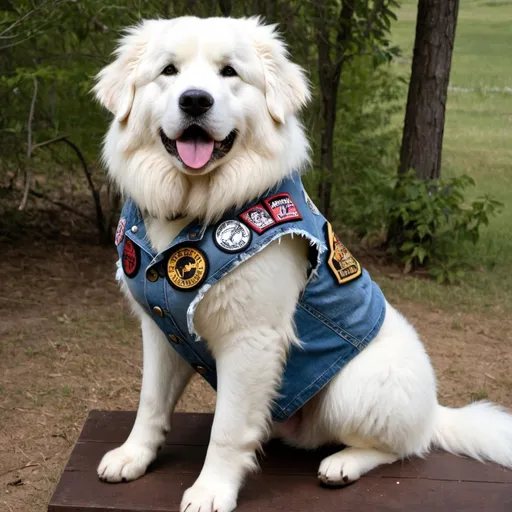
<box><xmin>327</xmin><ymin>223</ymin><xmax>361</xmax><ymax>285</ymax></box>
<box><xmin>167</xmin><ymin>247</ymin><xmax>208</xmax><ymax>290</ymax></box>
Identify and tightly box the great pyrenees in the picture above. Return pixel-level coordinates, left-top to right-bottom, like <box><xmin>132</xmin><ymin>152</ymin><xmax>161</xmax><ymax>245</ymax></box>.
<box><xmin>94</xmin><ymin>16</ymin><xmax>512</xmax><ymax>512</ymax></box>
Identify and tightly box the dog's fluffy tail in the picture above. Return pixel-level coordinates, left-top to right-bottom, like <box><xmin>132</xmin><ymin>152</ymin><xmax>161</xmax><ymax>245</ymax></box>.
<box><xmin>432</xmin><ymin>402</ymin><xmax>512</xmax><ymax>467</ymax></box>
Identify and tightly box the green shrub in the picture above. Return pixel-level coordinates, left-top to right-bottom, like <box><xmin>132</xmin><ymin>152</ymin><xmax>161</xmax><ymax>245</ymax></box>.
<box><xmin>386</xmin><ymin>172</ymin><xmax>503</xmax><ymax>283</ymax></box>
<box><xmin>345</xmin><ymin>169</ymin><xmax>503</xmax><ymax>283</ymax></box>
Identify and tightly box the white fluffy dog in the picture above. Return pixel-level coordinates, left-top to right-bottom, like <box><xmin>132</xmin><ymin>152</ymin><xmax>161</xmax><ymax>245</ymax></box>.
<box><xmin>94</xmin><ymin>16</ymin><xmax>512</xmax><ymax>512</ymax></box>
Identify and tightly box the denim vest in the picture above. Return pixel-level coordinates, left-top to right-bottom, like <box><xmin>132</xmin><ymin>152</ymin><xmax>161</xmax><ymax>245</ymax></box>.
<box><xmin>115</xmin><ymin>174</ymin><xmax>386</xmax><ymax>421</ymax></box>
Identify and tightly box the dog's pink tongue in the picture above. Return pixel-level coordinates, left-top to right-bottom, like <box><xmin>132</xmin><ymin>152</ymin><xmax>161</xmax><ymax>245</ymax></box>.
<box><xmin>176</xmin><ymin>138</ymin><xmax>214</xmax><ymax>169</ymax></box>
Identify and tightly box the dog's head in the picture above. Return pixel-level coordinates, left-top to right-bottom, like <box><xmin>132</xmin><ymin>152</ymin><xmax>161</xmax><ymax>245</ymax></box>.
<box><xmin>94</xmin><ymin>17</ymin><xmax>310</xmax><ymax>220</ymax></box>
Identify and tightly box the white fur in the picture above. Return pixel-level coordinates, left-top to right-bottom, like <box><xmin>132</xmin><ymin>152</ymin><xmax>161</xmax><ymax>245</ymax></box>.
<box><xmin>94</xmin><ymin>16</ymin><xmax>512</xmax><ymax>512</ymax></box>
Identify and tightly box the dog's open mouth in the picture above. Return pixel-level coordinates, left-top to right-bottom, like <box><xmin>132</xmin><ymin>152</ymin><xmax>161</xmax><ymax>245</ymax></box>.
<box><xmin>160</xmin><ymin>126</ymin><xmax>237</xmax><ymax>170</ymax></box>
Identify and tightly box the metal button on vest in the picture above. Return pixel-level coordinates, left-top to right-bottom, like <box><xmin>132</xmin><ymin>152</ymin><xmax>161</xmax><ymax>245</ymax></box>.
<box><xmin>152</xmin><ymin>306</ymin><xmax>164</xmax><ymax>317</ymax></box>
<box><xmin>194</xmin><ymin>365</ymin><xmax>207</xmax><ymax>375</ymax></box>
<box><xmin>131</xmin><ymin>225</ymin><xmax>139</xmax><ymax>233</ymax></box>
<box><xmin>189</xmin><ymin>231</ymin><xmax>199</xmax><ymax>240</ymax></box>
<box><xmin>146</xmin><ymin>268</ymin><xmax>159</xmax><ymax>282</ymax></box>
<box><xmin>168</xmin><ymin>334</ymin><xmax>182</xmax><ymax>344</ymax></box>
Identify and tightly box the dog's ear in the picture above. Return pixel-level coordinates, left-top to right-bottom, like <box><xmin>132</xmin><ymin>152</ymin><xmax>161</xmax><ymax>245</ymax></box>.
<box><xmin>93</xmin><ymin>23</ymin><xmax>150</xmax><ymax>122</ymax></box>
<box><xmin>252</xmin><ymin>19</ymin><xmax>310</xmax><ymax>124</ymax></box>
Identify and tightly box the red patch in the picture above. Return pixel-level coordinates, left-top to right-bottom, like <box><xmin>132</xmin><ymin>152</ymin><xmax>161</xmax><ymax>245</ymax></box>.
<box><xmin>239</xmin><ymin>204</ymin><xmax>276</xmax><ymax>234</ymax></box>
<box><xmin>263</xmin><ymin>193</ymin><xmax>302</xmax><ymax>224</ymax></box>
<box><xmin>122</xmin><ymin>238</ymin><xmax>141</xmax><ymax>278</ymax></box>
<box><xmin>115</xmin><ymin>217</ymin><xmax>126</xmax><ymax>246</ymax></box>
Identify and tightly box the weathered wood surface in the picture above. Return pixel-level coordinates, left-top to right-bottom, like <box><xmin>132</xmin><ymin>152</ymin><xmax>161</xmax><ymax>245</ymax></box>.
<box><xmin>48</xmin><ymin>410</ymin><xmax>512</xmax><ymax>512</ymax></box>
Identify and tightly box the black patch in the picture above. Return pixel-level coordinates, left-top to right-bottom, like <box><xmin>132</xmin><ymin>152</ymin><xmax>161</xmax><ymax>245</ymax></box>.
<box><xmin>122</xmin><ymin>237</ymin><xmax>141</xmax><ymax>278</ymax></box>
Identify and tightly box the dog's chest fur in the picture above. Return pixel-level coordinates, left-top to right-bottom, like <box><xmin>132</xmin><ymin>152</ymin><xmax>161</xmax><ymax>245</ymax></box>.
<box><xmin>139</xmin><ymin>215</ymin><xmax>310</xmax><ymax>347</ymax></box>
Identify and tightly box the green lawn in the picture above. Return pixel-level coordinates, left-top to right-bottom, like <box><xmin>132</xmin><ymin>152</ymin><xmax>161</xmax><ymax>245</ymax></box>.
<box><xmin>381</xmin><ymin>0</ymin><xmax>512</xmax><ymax>312</ymax></box>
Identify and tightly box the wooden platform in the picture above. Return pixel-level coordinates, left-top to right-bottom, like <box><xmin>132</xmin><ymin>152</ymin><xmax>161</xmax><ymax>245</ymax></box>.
<box><xmin>49</xmin><ymin>410</ymin><xmax>512</xmax><ymax>512</ymax></box>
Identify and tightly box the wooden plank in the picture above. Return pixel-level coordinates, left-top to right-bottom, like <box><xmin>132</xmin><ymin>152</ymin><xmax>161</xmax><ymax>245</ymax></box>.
<box><xmin>67</xmin><ymin>442</ymin><xmax>205</xmax><ymax>474</ymax></box>
<box><xmin>49</xmin><ymin>411</ymin><xmax>512</xmax><ymax>512</ymax></box>
<box><xmin>76</xmin><ymin>411</ymin><xmax>512</xmax><ymax>484</ymax></box>
<box><xmin>48</xmin><ymin>470</ymin><xmax>512</xmax><ymax>512</ymax></box>
<box><xmin>66</xmin><ymin>440</ymin><xmax>512</xmax><ymax>484</ymax></box>
<box><xmin>79</xmin><ymin>411</ymin><xmax>212</xmax><ymax>446</ymax></box>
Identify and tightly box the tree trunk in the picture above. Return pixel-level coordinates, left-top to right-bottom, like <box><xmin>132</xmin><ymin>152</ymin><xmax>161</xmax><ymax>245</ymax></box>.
<box><xmin>218</xmin><ymin>0</ymin><xmax>232</xmax><ymax>16</ymax></box>
<box><xmin>315</xmin><ymin>1</ymin><xmax>355</xmax><ymax>218</ymax></box>
<box><xmin>399</xmin><ymin>0</ymin><xmax>459</xmax><ymax>180</ymax></box>
<box><xmin>317</xmin><ymin>78</ymin><xmax>339</xmax><ymax>219</ymax></box>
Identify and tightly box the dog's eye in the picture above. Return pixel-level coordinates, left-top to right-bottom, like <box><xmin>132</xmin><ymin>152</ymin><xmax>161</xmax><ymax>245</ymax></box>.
<box><xmin>162</xmin><ymin>64</ymin><xmax>178</xmax><ymax>76</ymax></box>
<box><xmin>220</xmin><ymin>65</ymin><xmax>237</xmax><ymax>77</ymax></box>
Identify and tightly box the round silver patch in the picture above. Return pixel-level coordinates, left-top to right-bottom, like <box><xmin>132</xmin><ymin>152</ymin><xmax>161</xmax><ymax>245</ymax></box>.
<box><xmin>214</xmin><ymin>220</ymin><xmax>252</xmax><ymax>253</ymax></box>
<box><xmin>303</xmin><ymin>190</ymin><xmax>320</xmax><ymax>215</ymax></box>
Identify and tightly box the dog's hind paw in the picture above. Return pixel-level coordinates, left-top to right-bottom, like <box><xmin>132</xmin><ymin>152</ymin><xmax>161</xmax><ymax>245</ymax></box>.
<box><xmin>97</xmin><ymin>443</ymin><xmax>155</xmax><ymax>483</ymax></box>
<box><xmin>318</xmin><ymin>451</ymin><xmax>361</xmax><ymax>486</ymax></box>
<box><xmin>318</xmin><ymin>447</ymin><xmax>398</xmax><ymax>487</ymax></box>
<box><xmin>180</xmin><ymin>481</ymin><xmax>237</xmax><ymax>512</ymax></box>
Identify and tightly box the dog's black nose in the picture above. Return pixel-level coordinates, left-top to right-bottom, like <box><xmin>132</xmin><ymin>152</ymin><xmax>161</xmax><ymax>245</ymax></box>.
<box><xmin>179</xmin><ymin>89</ymin><xmax>214</xmax><ymax>117</ymax></box>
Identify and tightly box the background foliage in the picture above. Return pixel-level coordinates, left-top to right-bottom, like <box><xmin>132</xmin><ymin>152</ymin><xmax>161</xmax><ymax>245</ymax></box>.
<box><xmin>3</xmin><ymin>6</ymin><xmax>512</xmax><ymax>512</ymax></box>
<box><xmin>0</xmin><ymin>0</ymin><xmax>502</xmax><ymax>282</ymax></box>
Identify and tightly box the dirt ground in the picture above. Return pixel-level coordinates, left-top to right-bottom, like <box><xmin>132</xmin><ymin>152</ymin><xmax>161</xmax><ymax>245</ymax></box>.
<box><xmin>1</xmin><ymin>218</ymin><xmax>511</xmax><ymax>512</ymax></box>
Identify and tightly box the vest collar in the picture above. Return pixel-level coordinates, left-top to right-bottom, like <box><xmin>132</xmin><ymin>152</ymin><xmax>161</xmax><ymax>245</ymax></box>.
<box><xmin>123</xmin><ymin>201</ymin><xmax>208</xmax><ymax>260</ymax></box>
<box><xmin>123</xmin><ymin>173</ymin><xmax>301</xmax><ymax>258</ymax></box>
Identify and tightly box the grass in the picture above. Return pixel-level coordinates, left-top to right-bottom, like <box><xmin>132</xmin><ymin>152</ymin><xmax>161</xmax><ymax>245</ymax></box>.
<box><xmin>470</xmin><ymin>389</ymin><xmax>489</xmax><ymax>401</ymax></box>
<box><xmin>382</xmin><ymin>0</ymin><xmax>512</xmax><ymax>312</ymax></box>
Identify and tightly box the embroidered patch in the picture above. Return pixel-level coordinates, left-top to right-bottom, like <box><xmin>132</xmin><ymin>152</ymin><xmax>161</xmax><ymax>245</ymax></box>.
<box><xmin>122</xmin><ymin>238</ymin><xmax>141</xmax><ymax>278</ymax></box>
<box><xmin>326</xmin><ymin>223</ymin><xmax>361</xmax><ymax>285</ymax></box>
<box><xmin>263</xmin><ymin>193</ymin><xmax>302</xmax><ymax>223</ymax></box>
<box><xmin>214</xmin><ymin>220</ymin><xmax>252</xmax><ymax>253</ymax></box>
<box><xmin>303</xmin><ymin>190</ymin><xmax>320</xmax><ymax>215</ymax></box>
<box><xmin>167</xmin><ymin>247</ymin><xmax>208</xmax><ymax>290</ymax></box>
<box><xmin>239</xmin><ymin>204</ymin><xmax>275</xmax><ymax>234</ymax></box>
<box><xmin>115</xmin><ymin>217</ymin><xmax>126</xmax><ymax>246</ymax></box>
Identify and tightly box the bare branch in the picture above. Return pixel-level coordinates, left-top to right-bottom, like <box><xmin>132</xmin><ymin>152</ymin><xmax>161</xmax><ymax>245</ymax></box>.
<box><xmin>26</xmin><ymin>77</ymin><xmax>38</xmax><ymax>159</ymax></box>
<box><xmin>18</xmin><ymin>171</ymin><xmax>32</xmax><ymax>212</ymax></box>
<box><xmin>19</xmin><ymin>77</ymin><xmax>38</xmax><ymax>211</ymax></box>
<box><xmin>61</xmin><ymin>139</ymin><xmax>100</xmax><ymax>205</ymax></box>
<box><xmin>0</xmin><ymin>1</ymin><xmax>68</xmax><ymax>49</ymax></box>
<box><xmin>0</xmin><ymin>4</ymin><xmax>44</xmax><ymax>37</ymax></box>
<box><xmin>28</xmin><ymin>187</ymin><xmax>95</xmax><ymax>221</ymax></box>
<box><xmin>32</xmin><ymin>135</ymin><xmax>108</xmax><ymax>243</ymax></box>
<box><xmin>34</xmin><ymin>51</ymin><xmax>110</xmax><ymax>65</ymax></box>
<box><xmin>0</xmin><ymin>30</ymin><xmax>49</xmax><ymax>51</ymax></box>
<box><xmin>32</xmin><ymin>134</ymin><xmax>69</xmax><ymax>150</ymax></box>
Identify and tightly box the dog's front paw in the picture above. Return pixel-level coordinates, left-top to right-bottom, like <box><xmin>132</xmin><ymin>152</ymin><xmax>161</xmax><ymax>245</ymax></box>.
<box><xmin>180</xmin><ymin>481</ymin><xmax>237</xmax><ymax>512</ymax></box>
<box><xmin>97</xmin><ymin>443</ymin><xmax>155</xmax><ymax>483</ymax></box>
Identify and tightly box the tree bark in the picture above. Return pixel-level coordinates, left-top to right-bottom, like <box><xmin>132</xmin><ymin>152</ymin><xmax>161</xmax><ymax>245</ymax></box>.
<box><xmin>315</xmin><ymin>1</ymin><xmax>355</xmax><ymax>218</ymax></box>
<box><xmin>399</xmin><ymin>0</ymin><xmax>460</xmax><ymax>180</ymax></box>
<box><xmin>218</xmin><ymin>0</ymin><xmax>232</xmax><ymax>16</ymax></box>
